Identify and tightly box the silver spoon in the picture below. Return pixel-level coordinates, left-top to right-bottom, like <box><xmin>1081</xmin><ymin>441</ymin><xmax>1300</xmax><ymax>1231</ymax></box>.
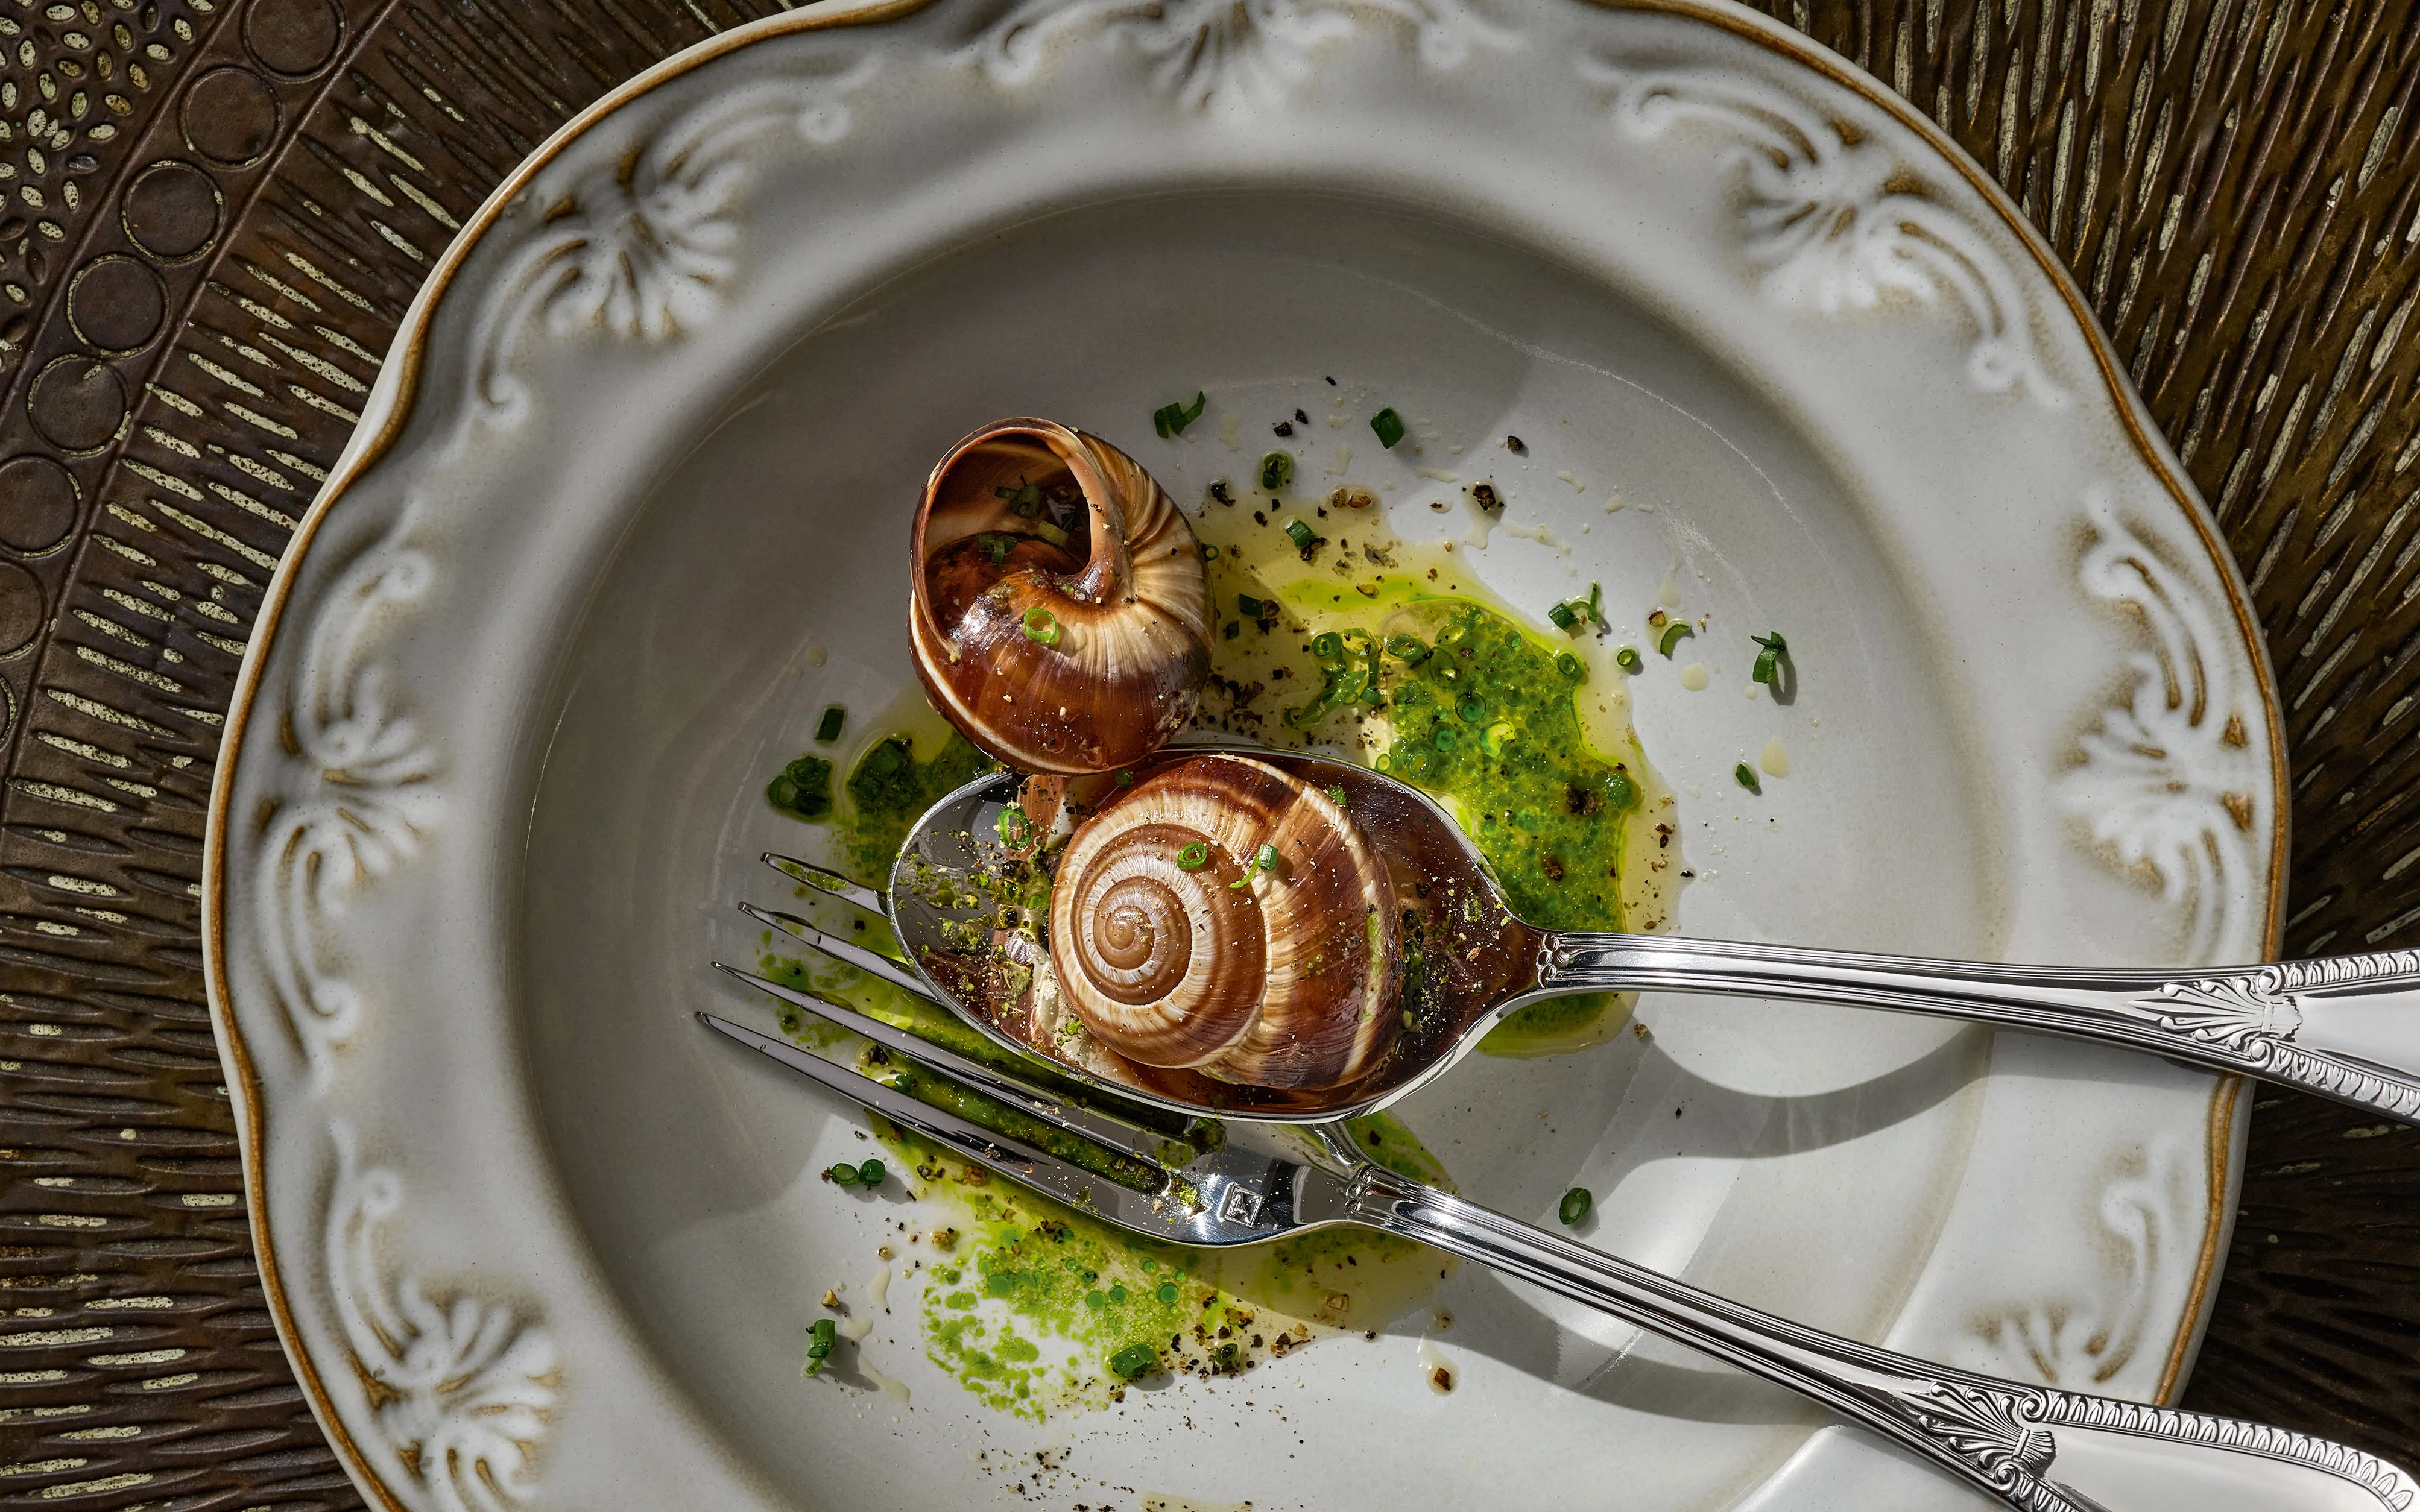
<box><xmin>768</xmin><ymin>743</ymin><xmax>2420</xmax><ymax>1125</ymax></box>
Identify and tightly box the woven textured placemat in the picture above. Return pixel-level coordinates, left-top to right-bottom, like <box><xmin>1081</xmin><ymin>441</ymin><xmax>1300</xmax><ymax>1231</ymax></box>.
<box><xmin>1</xmin><ymin>0</ymin><xmax>2413</xmax><ymax>1505</ymax></box>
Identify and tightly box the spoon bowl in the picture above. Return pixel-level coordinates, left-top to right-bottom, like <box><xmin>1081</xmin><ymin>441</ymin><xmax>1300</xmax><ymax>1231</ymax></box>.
<box><xmin>888</xmin><ymin>742</ymin><xmax>1547</xmax><ymax>1121</ymax></box>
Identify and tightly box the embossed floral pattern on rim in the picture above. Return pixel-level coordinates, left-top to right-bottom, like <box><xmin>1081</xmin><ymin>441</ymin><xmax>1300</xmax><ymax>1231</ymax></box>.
<box><xmin>198</xmin><ymin>10</ymin><xmax>933</xmax><ymax>1504</ymax></box>
<box><xmin>196</xmin><ymin>0</ymin><xmax>2288</xmax><ymax>1507</ymax></box>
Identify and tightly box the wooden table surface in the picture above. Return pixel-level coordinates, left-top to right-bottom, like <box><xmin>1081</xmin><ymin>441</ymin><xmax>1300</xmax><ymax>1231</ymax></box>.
<box><xmin>2</xmin><ymin>0</ymin><xmax>2416</xmax><ymax>1505</ymax></box>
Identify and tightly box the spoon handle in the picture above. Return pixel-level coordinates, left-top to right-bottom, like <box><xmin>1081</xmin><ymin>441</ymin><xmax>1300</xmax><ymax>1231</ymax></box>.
<box><xmin>1348</xmin><ymin>1163</ymin><xmax>2417</xmax><ymax>1511</ymax></box>
<box><xmin>1534</xmin><ymin>933</ymin><xmax>2420</xmax><ymax>1124</ymax></box>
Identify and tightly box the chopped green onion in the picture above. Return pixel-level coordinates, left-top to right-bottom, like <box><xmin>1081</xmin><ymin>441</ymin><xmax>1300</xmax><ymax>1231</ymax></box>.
<box><xmin>1587</xmin><ymin>582</ymin><xmax>1603</xmax><ymax>625</ymax></box>
<box><xmin>995</xmin><ymin>479</ymin><xmax>1043</xmax><ymax>516</ymax></box>
<box><xmin>1237</xmin><ymin>593</ymin><xmax>1265</xmax><ymax>616</ymax></box>
<box><xmin>977</xmin><ymin>532</ymin><xmax>1014</xmax><ymax>564</ymax></box>
<box><xmin>1735</xmin><ymin>763</ymin><xmax>1761</xmax><ymax>792</ymax></box>
<box><xmin>996</xmin><ymin>805</ymin><xmax>1031</xmax><ymax>846</ymax></box>
<box><xmin>1325</xmin><ymin>784</ymin><xmax>1348</xmax><ymax>807</ymax></box>
<box><xmin>1201</xmin><ymin>542</ymin><xmax>1218</xmax><ymax>559</ymax></box>
<box><xmin>1261</xmin><ymin>451</ymin><xmax>1294</xmax><ymax>491</ymax></box>
<box><xmin>1154</xmin><ymin>391</ymin><xmax>1207</xmax><ymax>438</ymax></box>
<box><xmin>1547</xmin><ymin>600</ymin><xmax>1578</xmax><ymax>631</ymax></box>
<box><xmin>1555</xmin><ymin>650</ymin><xmax>1585</xmax><ymax>681</ymax></box>
<box><xmin>1229</xmin><ymin>842</ymin><xmax>1282</xmax><ymax>889</ymax></box>
<box><xmin>1559</xmin><ymin>1187</ymin><xmax>1593</xmax><ymax>1226</ymax></box>
<box><xmin>858</xmin><ymin>1159</ymin><xmax>886</xmax><ymax>1186</ymax></box>
<box><xmin>828</xmin><ymin>1162</ymin><xmax>860</xmax><ymax>1186</ymax></box>
<box><xmin>1311</xmin><ymin>631</ymin><xmax>1344</xmax><ymax>660</ymax></box>
<box><xmin>1177</xmin><ymin>840</ymin><xmax>1211</xmax><ymax>871</ymax></box>
<box><xmin>1605</xmin><ymin>773</ymin><xmax>1638</xmax><ymax>810</ymax></box>
<box><xmin>1282</xmin><ymin>692</ymin><xmax>1331</xmax><ymax>728</ymax></box>
<box><xmin>1023</xmin><ymin>606</ymin><xmax>1061</xmax><ymax>646</ymax></box>
<box><xmin>1115</xmin><ymin>769</ymin><xmax>1134</xmax><ymax>787</ymax></box>
<box><xmin>767</xmin><ymin>753</ymin><xmax>834</xmax><ymax>819</ymax></box>
<box><xmin>1752</xmin><ymin>630</ymin><xmax>1789</xmax><ymax>685</ymax></box>
<box><xmin>1224</xmin><ymin>620</ymin><xmax>1240</xmax><ymax>640</ymax></box>
<box><xmin>1657</xmin><ymin>621</ymin><xmax>1692</xmax><ymax>657</ymax></box>
<box><xmin>1284</xmin><ymin>518</ymin><xmax>1315</xmax><ymax>550</ymax></box>
<box><xmin>815</xmin><ymin>705</ymin><xmax>845</xmax><ymax>743</ymax></box>
<box><xmin>1370</xmin><ymin>408</ymin><xmax>1405</xmax><ymax>448</ymax></box>
<box><xmin>1615</xmin><ymin>646</ymin><xmax>1643</xmax><ymax>673</ymax></box>
<box><xmin>804</xmin><ymin>1316</ymin><xmax>838</xmax><ymax>1376</ymax></box>
<box><xmin>1386</xmin><ymin>634</ymin><xmax>1430</xmax><ymax>663</ymax></box>
<box><xmin>1109</xmin><ymin>1343</ymin><xmax>1158</xmax><ymax>1379</ymax></box>
<box><xmin>1033</xmin><ymin>518</ymin><xmax>1070</xmax><ymax>549</ymax></box>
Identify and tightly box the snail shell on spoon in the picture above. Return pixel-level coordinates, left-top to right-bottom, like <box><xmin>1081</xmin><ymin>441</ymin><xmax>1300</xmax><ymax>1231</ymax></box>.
<box><xmin>1047</xmin><ymin>753</ymin><xmax>1404</xmax><ymax>1089</ymax></box>
<box><xmin>910</xmin><ymin>418</ymin><xmax>1213</xmax><ymax>776</ymax></box>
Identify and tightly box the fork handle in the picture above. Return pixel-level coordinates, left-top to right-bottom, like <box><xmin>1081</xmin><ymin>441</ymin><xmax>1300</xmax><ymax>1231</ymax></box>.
<box><xmin>1345</xmin><ymin>1166</ymin><xmax>2416</xmax><ymax>1511</ymax></box>
<box><xmin>1534</xmin><ymin>933</ymin><xmax>2420</xmax><ymax>1125</ymax></box>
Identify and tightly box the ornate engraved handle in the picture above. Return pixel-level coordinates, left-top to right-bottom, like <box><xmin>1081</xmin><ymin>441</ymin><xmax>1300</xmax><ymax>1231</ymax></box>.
<box><xmin>1529</xmin><ymin>936</ymin><xmax>2420</xmax><ymax>1124</ymax></box>
<box><xmin>1345</xmin><ymin>1165</ymin><xmax>2419</xmax><ymax>1511</ymax></box>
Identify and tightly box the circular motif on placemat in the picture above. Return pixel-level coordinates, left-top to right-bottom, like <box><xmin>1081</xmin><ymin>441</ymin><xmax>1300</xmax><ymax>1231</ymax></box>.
<box><xmin>28</xmin><ymin>356</ymin><xmax>127</xmax><ymax>453</ymax></box>
<box><xmin>182</xmin><ymin>68</ymin><xmax>282</xmax><ymax>167</ymax></box>
<box><xmin>245</xmin><ymin>0</ymin><xmax>344</xmax><ymax>77</ymax></box>
<box><xmin>0</xmin><ymin>559</ymin><xmax>43</xmax><ymax>656</ymax></box>
<box><xmin>0</xmin><ymin>455</ymin><xmax>80</xmax><ymax>553</ymax></box>
<box><xmin>122</xmin><ymin>160</ymin><xmax>224</xmax><ymax>262</ymax></box>
<box><xmin>69</xmin><ymin>255</ymin><xmax>167</xmax><ymax>354</ymax></box>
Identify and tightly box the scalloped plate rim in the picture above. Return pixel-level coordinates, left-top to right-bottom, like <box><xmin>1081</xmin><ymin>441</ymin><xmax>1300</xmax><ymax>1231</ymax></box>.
<box><xmin>197</xmin><ymin>1</ymin><xmax>2286</xmax><ymax>1508</ymax></box>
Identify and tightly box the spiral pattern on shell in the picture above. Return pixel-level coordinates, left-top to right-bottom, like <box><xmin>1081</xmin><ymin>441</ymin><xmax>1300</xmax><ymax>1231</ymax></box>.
<box><xmin>1049</xmin><ymin>755</ymin><xmax>1403</xmax><ymax>1089</ymax></box>
<box><xmin>910</xmin><ymin>418</ymin><xmax>1213</xmax><ymax>775</ymax></box>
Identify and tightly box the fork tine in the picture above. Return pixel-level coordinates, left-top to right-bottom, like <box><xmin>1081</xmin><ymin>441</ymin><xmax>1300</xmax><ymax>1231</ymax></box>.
<box><xmin>696</xmin><ymin>1011</ymin><xmax>1168</xmax><ymax>1217</ymax></box>
<box><xmin>761</xmin><ymin>851</ymin><xmax>891</xmax><ymax>920</ymax></box>
<box><xmin>741</xmin><ymin>902</ymin><xmax>930</xmax><ymax>998</ymax></box>
<box><xmin>710</xmin><ymin>962</ymin><xmax>1182</xmax><ymax>1164</ymax></box>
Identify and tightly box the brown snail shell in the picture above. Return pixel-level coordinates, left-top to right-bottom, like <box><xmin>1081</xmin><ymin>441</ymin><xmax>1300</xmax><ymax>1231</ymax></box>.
<box><xmin>911</xmin><ymin>418</ymin><xmax>1212</xmax><ymax>775</ymax></box>
<box><xmin>1047</xmin><ymin>754</ymin><xmax>1403</xmax><ymax>1089</ymax></box>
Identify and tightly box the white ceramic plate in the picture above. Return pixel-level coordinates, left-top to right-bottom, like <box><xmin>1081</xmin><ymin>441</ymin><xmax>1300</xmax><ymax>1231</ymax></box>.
<box><xmin>203</xmin><ymin>2</ymin><xmax>2285</xmax><ymax>1509</ymax></box>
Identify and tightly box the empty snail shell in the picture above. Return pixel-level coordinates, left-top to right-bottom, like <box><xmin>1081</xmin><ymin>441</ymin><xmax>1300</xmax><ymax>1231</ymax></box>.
<box><xmin>1047</xmin><ymin>754</ymin><xmax>1403</xmax><ymax>1089</ymax></box>
<box><xmin>911</xmin><ymin>418</ymin><xmax>1213</xmax><ymax>776</ymax></box>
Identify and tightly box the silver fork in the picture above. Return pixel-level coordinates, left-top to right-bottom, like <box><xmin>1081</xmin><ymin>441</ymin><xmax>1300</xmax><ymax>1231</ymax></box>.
<box><xmin>709</xmin><ymin>862</ymin><xmax>2418</xmax><ymax>1512</ymax></box>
